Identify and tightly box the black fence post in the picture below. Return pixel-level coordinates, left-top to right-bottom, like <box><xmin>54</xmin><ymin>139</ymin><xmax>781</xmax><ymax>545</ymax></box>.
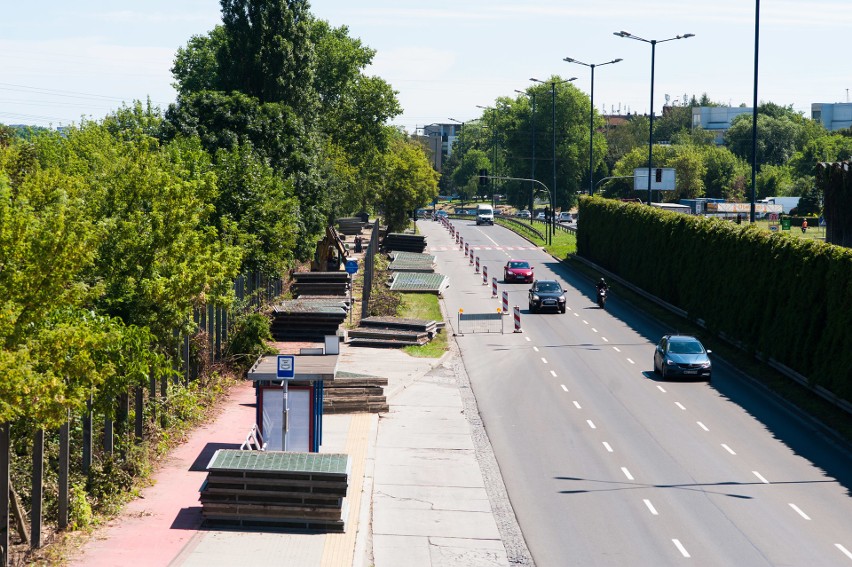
<box><xmin>134</xmin><ymin>387</ymin><xmax>144</xmax><ymax>443</ymax></box>
<box><xmin>58</xmin><ymin>418</ymin><xmax>70</xmax><ymax>529</ymax></box>
<box><xmin>1</xmin><ymin>423</ymin><xmax>9</xmax><ymax>567</ymax></box>
<box><xmin>31</xmin><ymin>429</ymin><xmax>44</xmax><ymax>549</ymax></box>
<box><xmin>82</xmin><ymin>398</ymin><xmax>92</xmax><ymax>475</ymax></box>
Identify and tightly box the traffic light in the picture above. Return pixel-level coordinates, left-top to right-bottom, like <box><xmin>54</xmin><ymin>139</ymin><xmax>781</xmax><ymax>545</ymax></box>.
<box><xmin>479</xmin><ymin>169</ymin><xmax>488</xmax><ymax>186</ymax></box>
<box><xmin>655</xmin><ymin>168</ymin><xmax>663</xmax><ymax>183</ymax></box>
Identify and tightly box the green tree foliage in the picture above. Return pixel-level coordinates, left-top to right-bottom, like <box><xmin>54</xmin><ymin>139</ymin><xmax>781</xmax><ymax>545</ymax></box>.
<box><xmin>451</xmin><ymin>149</ymin><xmax>491</xmax><ymax>202</ymax></box>
<box><xmin>755</xmin><ymin>164</ymin><xmax>796</xmax><ymax>199</ymax></box>
<box><xmin>213</xmin><ymin>143</ymin><xmax>300</xmax><ymax>275</ymax></box>
<box><xmin>604</xmin><ymin>114</ymin><xmax>648</xmax><ymax>173</ymax></box>
<box><xmin>377</xmin><ymin>133</ymin><xmax>439</xmax><ymax>232</ymax></box>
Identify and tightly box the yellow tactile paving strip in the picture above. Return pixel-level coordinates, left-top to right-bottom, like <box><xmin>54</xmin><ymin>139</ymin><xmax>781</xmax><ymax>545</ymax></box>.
<box><xmin>321</xmin><ymin>413</ymin><xmax>371</xmax><ymax>567</ymax></box>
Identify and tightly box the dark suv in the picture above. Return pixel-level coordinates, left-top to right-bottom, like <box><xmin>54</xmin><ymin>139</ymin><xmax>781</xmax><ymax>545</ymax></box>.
<box><xmin>528</xmin><ymin>280</ymin><xmax>566</xmax><ymax>313</ymax></box>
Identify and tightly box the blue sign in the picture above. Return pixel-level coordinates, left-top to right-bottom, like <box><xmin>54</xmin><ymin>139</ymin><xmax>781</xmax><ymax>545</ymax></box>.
<box><xmin>276</xmin><ymin>355</ymin><xmax>295</xmax><ymax>380</ymax></box>
<box><xmin>345</xmin><ymin>259</ymin><xmax>359</xmax><ymax>274</ymax></box>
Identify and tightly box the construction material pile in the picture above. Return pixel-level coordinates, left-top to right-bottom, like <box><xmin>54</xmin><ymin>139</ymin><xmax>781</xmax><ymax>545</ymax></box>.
<box><xmin>348</xmin><ymin>316</ymin><xmax>441</xmax><ymax>348</ymax></box>
<box><xmin>270</xmin><ymin>299</ymin><xmax>347</xmax><ymax>341</ymax></box>
<box><xmin>382</xmin><ymin>232</ymin><xmax>427</xmax><ymax>253</ymax></box>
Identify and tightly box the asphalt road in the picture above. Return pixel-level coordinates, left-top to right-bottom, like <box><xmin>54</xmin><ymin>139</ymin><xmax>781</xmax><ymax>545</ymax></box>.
<box><xmin>419</xmin><ymin>218</ymin><xmax>852</xmax><ymax>566</ymax></box>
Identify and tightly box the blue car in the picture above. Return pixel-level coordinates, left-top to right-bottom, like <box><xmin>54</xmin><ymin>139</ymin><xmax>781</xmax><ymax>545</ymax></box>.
<box><xmin>653</xmin><ymin>335</ymin><xmax>712</xmax><ymax>382</ymax></box>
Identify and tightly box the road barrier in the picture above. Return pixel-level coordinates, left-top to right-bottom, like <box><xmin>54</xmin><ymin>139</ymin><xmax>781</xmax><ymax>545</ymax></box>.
<box><xmin>463</xmin><ymin>241</ymin><xmax>468</xmax><ymax>256</ymax></box>
<box><xmin>513</xmin><ymin>306</ymin><xmax>522</xmax><ymax>333</ymax></box>
<box><xmin>482</xmin><ymin>265</ymin><xmax>488</xmax><ymax>285</ymax></box>
<box><xmin>475</xmin><ymin>256</ymin><xmax>480</xmax><ymax>273</ymax></box>
<box><xmin>469</xmin><ymin>248</ymin><xmax>474</xmax><ymax>265</ymax></box>
<box><xmin>492</xmin><ymin>277</ymin><xmax>498</xmax><ymax>297</ymax></box>
<box><xmin>457</xmin><ymin>309</ymin><xmax>504</xmax><ymax>334</ymax></box>
<box><xmin>502</xmin><ymin>291</ymin><xmax>509</xmax><ymax>315</ymax></box>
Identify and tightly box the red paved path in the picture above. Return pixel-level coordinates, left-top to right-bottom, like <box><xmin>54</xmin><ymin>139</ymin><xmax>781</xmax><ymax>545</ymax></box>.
<box><xmin>68</xmin><ymin>381</ymin><xmax>256</xmax><ymax>567</ymax></box>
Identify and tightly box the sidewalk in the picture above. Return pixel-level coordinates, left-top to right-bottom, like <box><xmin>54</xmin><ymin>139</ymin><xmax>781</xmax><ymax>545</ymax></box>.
<box><xmin>66</xmin><ymin>341</ymin><xmax>523</xmax><ymax>566</ymax></box>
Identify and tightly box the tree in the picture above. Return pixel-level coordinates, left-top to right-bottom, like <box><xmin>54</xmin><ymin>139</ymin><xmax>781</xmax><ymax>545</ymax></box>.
<box><xmin>755</xmin><ymin>164</ymin><xmax>796</xmax><ymax>199</ymax></box>
<box><xmin>452</xmin><ymin>149</ymin><xmax>491</xmax><ymax>204</ymax></box>
<box><xmin>376</xmin><ymin>134</ymin><xmax>439</xmax><ymax>232</ymax></box>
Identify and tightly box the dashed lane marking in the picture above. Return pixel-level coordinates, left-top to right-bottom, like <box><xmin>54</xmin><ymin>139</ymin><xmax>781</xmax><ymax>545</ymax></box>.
<box><xmin>621</xmin><ymin>467</ymin><xmax>634</xmax><ymax>481</ymax></box>
<box><xmin>789</xmin><ymin>503</ymin><xmax>811</xmax><ymax>520</ymax></box>
<box><xmin>672</xmin><ymin>539</ymin><xmax>691</xmax><ymax>558</ymax></box>
<box><xmin>643</xmin><ymin>499</ymin><xmax>659</xmax><ymax>515</ymax></box>
<box><xmin>675</xmin><ymin>402</ymin><xmax>686</xmax><ymax>410</ymax></box>
<box><xmin>697</xmin><ymin>421</ymin><xmax>709</xmax><ymax>432</ymax></box>
<box><xmin>722</xmin><ymin>444</ymin><xmax>736</xmax><ymax>455</ymax></box>
<box><xmin>602</xmin><ymin>441</ymin><xmax>613</xmax><ymax>452</ymax></box>
<box><xmin>753</xmin><ymin>471</ymin><xmax>770</xmax><ymax>484</ymax></box>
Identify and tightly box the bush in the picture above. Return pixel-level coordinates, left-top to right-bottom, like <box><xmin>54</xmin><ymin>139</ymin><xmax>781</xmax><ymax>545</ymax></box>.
<box><xmin>225</xmin><ymin>312</ymin><xmax>276</xmax><ymax>372</ymax></box>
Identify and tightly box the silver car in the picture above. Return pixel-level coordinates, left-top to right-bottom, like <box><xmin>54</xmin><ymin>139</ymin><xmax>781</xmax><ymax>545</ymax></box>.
<box><xmin>653</xmin><ymin>335</ymin><xmax>712</xmax><ymax>382</ymax></box>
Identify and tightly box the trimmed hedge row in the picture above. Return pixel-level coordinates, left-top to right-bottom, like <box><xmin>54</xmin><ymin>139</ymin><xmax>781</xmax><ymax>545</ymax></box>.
<box><xmin>577</xmin><ymin>197</ymin><xmax>852</xmax><ymax>402</ymax></box>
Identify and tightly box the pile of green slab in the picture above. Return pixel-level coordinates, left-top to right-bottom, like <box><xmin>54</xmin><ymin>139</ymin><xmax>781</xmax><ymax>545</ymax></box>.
<box><xmin>200</xmin><ymin>449</ymin><xmax>351</xmax><ymax>532</ymax></box>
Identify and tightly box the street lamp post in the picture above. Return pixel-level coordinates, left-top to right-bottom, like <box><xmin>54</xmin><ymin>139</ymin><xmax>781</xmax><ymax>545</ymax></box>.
<box><xmin>614</xmin><ymin>31</ymin><xmax>694</xmax><ymax>205</ymax></box>
<box><xmin>514</xmin><ymin>89</ymin><xmax>537</xmax><ymax>212</ymax></box>
<box><xmin>448</xmin><ymin>117</ymin><xmax>465</xmax><ymax>154</ymax></box>
<box><xmin>564</xmin><ymin>57</ymin><xmax>622</xmax><ymax>196</ymax></box>
<box><xmin>476</xmin><ymin>105</ymin><xmax>497</xmax><ymax>204</ymax></box>
<box><xmin>531</xmin><ymin>77</ymin><xmax>575</xmax><ymax>243</ymax></box>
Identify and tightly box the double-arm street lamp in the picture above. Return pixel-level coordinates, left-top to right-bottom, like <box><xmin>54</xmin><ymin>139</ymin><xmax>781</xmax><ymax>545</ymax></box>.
<box><xmin>530</xmin><ymin>76</ymin><xmax>576</xmax><ymax>223</ymax></box>
<box><xmin>563</xmin><ymin>57</ymin><xmax>622</xmax><ymax>196</ymax></box>
<box><xmin>614</xmin><ymin>31</ymin><xmax>694</xmax><ymax>205</ymax></box>
<box><xmin>514</xmin><ymin>89</ymin><xmax>537</xmax><ymax>212</ymax></box>
<box><xmin>476</xmin><ymin>105</ymin><xmax>496</xmax><ymax>201</ymax></box>
<box><xmin>448</xmin><ymin>117</ymin><xmax>465</xmax><ymax>154</ymax></box>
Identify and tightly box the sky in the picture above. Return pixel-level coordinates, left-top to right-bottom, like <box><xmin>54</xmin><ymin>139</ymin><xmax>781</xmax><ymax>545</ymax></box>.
<box><xmin>2</xmin><ymin>1</ymin><xmax>851</xmax><ymax>132</ymax></box>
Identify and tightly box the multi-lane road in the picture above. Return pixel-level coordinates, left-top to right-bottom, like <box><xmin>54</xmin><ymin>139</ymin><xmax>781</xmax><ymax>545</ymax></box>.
<box><xmin>419</xmin><ymin>218</ymin><xmax>852</xmax><ymax>566</ymax></box>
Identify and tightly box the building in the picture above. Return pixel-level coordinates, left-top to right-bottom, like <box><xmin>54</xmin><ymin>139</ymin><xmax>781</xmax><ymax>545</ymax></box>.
<box><xmin>811</xmin><ymin>102</ymin><xmax>852</xmax><ymax>131</ymax></box>
<box><xmin>691</xmin><ymin>106</ymin><xmax>753</xmax><ymax>144</ymax></box>
<box><xmin>419</xmin><ymin>123</ymin><xmax>463</xmax><ymax>172</ymax></box>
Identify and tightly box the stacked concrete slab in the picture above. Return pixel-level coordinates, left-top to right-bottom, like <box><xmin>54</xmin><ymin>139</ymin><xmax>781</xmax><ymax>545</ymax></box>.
<box><xmin>291</xmin><ymin>271</ymin><xmax>350</xmax><ymax>297</ymax></box>
<box><xmin>348</xmin><ymin>317</ymin><xmax>440</xmax><ymax>348</ymax></box>
<box><xmin>324</xmin><ymin>371</ymin><xmax>389</xmax><ymax>413</ymax></box>
<box><xmin>383</xmin><ymin>232</ymin><xmax>427</xmax><ymax>253</ymax></box>
<box><xmin>270</xmin><ymin>300</ymin><xmax>347</xmax><ymax>341</ymax></box>
<box><xmin>200</xmin><ymin>449</ymin><xmax>350</xmax><ymax>532</ymax></box>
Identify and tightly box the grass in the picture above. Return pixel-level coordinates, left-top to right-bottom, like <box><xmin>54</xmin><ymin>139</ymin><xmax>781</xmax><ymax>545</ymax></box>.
<box><xmin>398</xmin><ymin>293</ymin><xmax>449</xmax><ymax>358</ymax></box>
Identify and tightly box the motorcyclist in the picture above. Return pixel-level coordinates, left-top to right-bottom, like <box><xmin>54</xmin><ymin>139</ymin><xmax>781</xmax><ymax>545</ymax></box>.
<box><xmin>595</xmin><ymin>278</ymin><xmax>608</xmax><ymax>295</ymax></box>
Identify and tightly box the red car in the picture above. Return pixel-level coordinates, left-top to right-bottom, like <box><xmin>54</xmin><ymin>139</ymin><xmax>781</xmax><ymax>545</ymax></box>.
<box><xmin>504</xmin><ymin>260</ymin><xmax>534</xmax><ymax>283</ymax></box>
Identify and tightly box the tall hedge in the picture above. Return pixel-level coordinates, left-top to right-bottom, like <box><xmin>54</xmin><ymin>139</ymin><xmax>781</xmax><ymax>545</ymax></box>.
<box><xmin>577</xmin><ymin>197</ymin><xmax>852</xmax><ymax>401</ymax></box>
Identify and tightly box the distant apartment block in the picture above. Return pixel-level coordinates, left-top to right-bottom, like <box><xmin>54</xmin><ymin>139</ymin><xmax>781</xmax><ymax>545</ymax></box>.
<box><xmin>420</xmin><ymin>123</ymin><xmax>462</xmax><ymax>171</ymax></box>
<box><xmin>691</xmin><ymin>106</ymin><xmax>753</xmax><ymax>144</ymax></box>
<box><xmin>811</xmin><ymin>102</ymin><xmax>852</xmax><ymax>131</ymax></box>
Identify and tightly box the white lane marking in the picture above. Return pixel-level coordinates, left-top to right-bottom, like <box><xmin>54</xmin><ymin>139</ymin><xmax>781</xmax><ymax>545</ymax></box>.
<box><xmin>574</xmin><ymin>312</ymin><xmax>579</xmax><ymax>317</ymax></box>
<box><xmin>561</xmin><ymin>384</ymin><xmax>569</xmax><ymax>392</ymax></box>
<box><xmin>721</xmin><ymin>444</ymin><xmax>736</xmax><ymax>455</ymax></box>
<box><xmin>602</xmin><ymin>441</ymin><xmax>613</xmax><ymax>452</ymax></box>
<box><xmin>592</xmin><ymin>327</ymin><xmax>598</xmax><ymax>333</ymax></box>
<box><xmin>675</xmin><ymin>402</ymin><xmax>686</xmax><ymax>411</ymax></box>
<box><xmin>643</xmin><ymin>499</ymin><xmax>659</xmax><ymax>515</ymax></box>
<box><xmin>613</xmin><ymin>346</ymin><xmax>621</xmax><ymax>353</ymax></box>
<box><xmin>697</xmin><ymin>421</ymin><xmax>709</xmax><ymax>431</ymax></box>
<box><xmin>583</xmin><ymin>319</ymin><xmax>589</xmax><ymax>325</ymax></box>
<box><xmin>573</xmin><ymin>401</ymin><xmax>582</xmax><ymax>409</ymax></box>
<box><xmin>550</xmin><ymin>370</ymin><xmax>557</xmax><ymax>377</ymax></box>
<box><xmin>602</xmin><ymin>337</ymin><xmax>609</xmax><ymax>342</ymax></box>
<box><xmin>621</xmin><ymin>467</ymin><xmax>634</xmax><ymax>480</ymax></box>
<box><xmin>672</xmin><ymin>539</ymin><xmax>691</xmax><ymax>558</ymax></box>
<box><xmin>657</xmin><ymin>385</ymin><xmax>667</xmax><ymax>393</ymax></box>
<box><xmin>567</xmin><ymin>306</ymin><xmax>572</xmax><ymax>311</ymax></box>
<box><xmin>541</xmin><ymin>357</ymin><xmax>548</xmax><ymax>364</ymax></box>
<box><xmin>789</xmin><ymin>503</ymin><xmax>811</xmax><ymax>520</ymax></box>
<box><xmin>587</xmin><ymin>420</ymin><xmax>596</xmax><ymax>429</ymax></box>
<box><xmin>753</xmin><ymin>471</ymin><xmax>770</xmax><ymax>484</ymax></box>
<box><xmin>525</xmin><ymin>336</ymin><xmax>531</xmax><ymax>342</ymax></box>
<box><xmin>533</xmin><ymin>346</ymin><xmax>539</xmax><ymax>352</ymax></box>
<box><xmin>626</xmin><ymin>358</ymin><xmax>635</xmax><ymax>365</ymax></box>
<box><xmin>836</xmin><ymin>544</ymin><xmax>852</xmax><ymax>560</ymax></box>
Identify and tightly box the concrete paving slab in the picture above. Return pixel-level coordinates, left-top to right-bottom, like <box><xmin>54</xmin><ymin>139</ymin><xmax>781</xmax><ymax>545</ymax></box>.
<box><xmin>429</xmin><ymin>540</ymin><xmax>509</xmax><ymax>567</ymax></box>
<box><xmin>372</xmin><ymin>508</ymin><xmax>501</xmax><ymax>539</ymax></box>
<box><xmin>373</xmin><ymin>484</ymin><xmax>493</xmax><ymax>513</ymax></box>
<box><xmin>371</xmin><ymin>535</ymin><xmax>431</xmax><ymax>566</ymax></box>
<box><xmin>377</xmin><ymin>430</ymin><xmax>474</xmax><ymax>450</ymax></box>
<box><xmin>174</xmin><ymin>531</ymin><xmax>326</xmax><ymax>567</ymax></box>
<box><xmin>374</xmin><ymin>448</ymin><xmax>485</xmax><ymax>487</ymax></box>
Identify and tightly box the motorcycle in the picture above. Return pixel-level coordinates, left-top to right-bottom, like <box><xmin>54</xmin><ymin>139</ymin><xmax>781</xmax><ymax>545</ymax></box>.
<box><xmin>596</xmin><ymin>288</ymin><xmax>607</xmax><ymax>309</ymax></box>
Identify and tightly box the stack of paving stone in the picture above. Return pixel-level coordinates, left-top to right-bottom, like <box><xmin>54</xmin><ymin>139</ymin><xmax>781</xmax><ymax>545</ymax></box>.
<box><xmin>382</xmin><ymin>232</ymin><xmax>427</xmax><ymax>253</ymax></box>
<box><xmin>323</xmin><ymin>371</ymin><xmax>389</xmax><ymax>413</ymax></box>
<box><xmin>388</xmin><ymin>251</ymin><xmax>436</xmax><ymax>273</ymax></box>
<box><xmin>336</xmin><ymin>216</ymin><xmax>364</xmax><ymax>235</ymax></box>
<box><xmin>270</xmin><ymin>299</ymin><xmax>348</xmax><ymax>341</ymax></box>
<box><xmin>347</xmin><ymin>316</ymin><xmax>439</xmax><ymax>348</ymax></box>
<box><xmin>291</xmin><ymin>271</ymin><xmax>350</xmax><ymax>297</ymax></box>
<box><xmin>200</xmin><ymin>449</ymin><xmax>350</xmax><ymax>532</ymax></box>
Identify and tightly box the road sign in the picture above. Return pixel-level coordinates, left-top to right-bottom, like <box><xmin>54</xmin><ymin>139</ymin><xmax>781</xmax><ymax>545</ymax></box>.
<box><xmin>345</xmin><ymin>260</ymin><xmax>358</xmax><ymax>274</ymax></box>
<box><xmin>277</xmin><ymin>355</ymin><xmax>295</xmax><ymax>380</ymax></box>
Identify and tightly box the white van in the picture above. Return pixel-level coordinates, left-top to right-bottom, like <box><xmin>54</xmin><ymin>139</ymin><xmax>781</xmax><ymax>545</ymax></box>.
<box><xmin>476</xmin><ymin>204</ymin><xmax>494</xmax><ymax>226</ymax></box>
